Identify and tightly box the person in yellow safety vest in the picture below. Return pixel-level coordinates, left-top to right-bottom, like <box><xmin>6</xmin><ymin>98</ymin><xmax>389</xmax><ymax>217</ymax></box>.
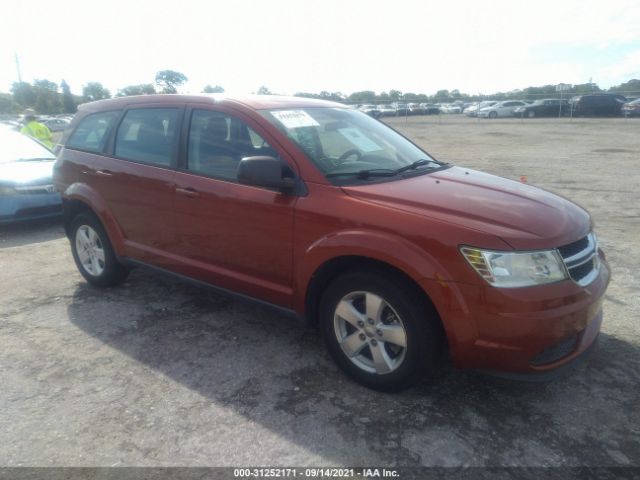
<box><xmin>20</xmin><ymin>109</ymin><xmax>54</xmax><ymax>149</ymax></box>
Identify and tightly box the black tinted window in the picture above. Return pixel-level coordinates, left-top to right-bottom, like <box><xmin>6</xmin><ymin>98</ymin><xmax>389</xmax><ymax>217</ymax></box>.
<box><xmin>67</xmin><ymin>111</ymin><xmax>118</xmax><ymax>153</ymax></box>
<box><xmin>187</xmin><ymin>110</ymin><xmax>277</xmax><ymax>181</ymax></box>
<box><xmin>115</xmin><ymin>108</ymin><xmax>178</xmax><ymax>166</ymax></box>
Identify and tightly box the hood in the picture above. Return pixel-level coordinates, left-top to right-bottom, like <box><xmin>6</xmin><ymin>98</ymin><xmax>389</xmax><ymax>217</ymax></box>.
<box><xmin>341</xmin><ymin>166</ymin><xmax>591</xmax><ymax>250</ymax></box>
<box><xmin>0</xmin><ymin>160</ymin><xmax>55</xmax><ymax>186</ymax></box>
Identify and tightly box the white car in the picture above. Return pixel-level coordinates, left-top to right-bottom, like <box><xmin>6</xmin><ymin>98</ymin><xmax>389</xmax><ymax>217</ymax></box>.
<box><xmin>478</xmin><ymin>101</ymin><xmax>527</xmax><ymax>118</ymax></box>
<box><xmin>377</xmin><ymin>104</ymin><xmax>397</xmax><ymax>117</ymax></box>
<box><xmin>358</xmin><ymin>104</ymin><xmax>381</xmax><ymax>118</ymax></box>
<box><xmin>464</xmin><ymin>101</ymin><xmax>497</xmax><ymax>117</ymax></box>
<box><xmin>439</xmin><ymin>103</ymin><xmax>462</xmax><ymax>114</ymax></box>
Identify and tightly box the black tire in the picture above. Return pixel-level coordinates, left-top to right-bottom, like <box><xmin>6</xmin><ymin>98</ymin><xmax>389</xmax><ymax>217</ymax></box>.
<box><xmin>488</xmin><ymin>111</ymin><xmax>498</xmax><ymax>119</ymax></box>
<box><xmin>70</xmin><ymin>212</ymin><xmax>129</xmax><ymax>287</ymax></box>
<box><xmin>319</xmin><ymin>268</ymin><xmax>443</xmax><ymax>392</ymax></box>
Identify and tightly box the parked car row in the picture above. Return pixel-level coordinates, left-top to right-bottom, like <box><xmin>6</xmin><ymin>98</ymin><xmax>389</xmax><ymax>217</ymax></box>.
<box><xmin>358</xmin><ymin>102</ymin><xmax>470</xmax><ymax>117</ymax></box>
<box><xmin>466</xmin><ymin>94</ymin><xmax>636</xmax><ymax>118</ymax></box>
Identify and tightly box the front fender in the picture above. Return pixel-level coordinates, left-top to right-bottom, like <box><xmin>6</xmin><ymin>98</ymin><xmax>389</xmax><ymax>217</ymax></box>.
<box><xmin>64</xmin><ymin>182</ymin><xmax>126</xmax><ymax>256</ymax></box>
<box><xmin>293</xmin><ymin>228</ymin><xmax>449</xmax><ymax>313</ymax></box>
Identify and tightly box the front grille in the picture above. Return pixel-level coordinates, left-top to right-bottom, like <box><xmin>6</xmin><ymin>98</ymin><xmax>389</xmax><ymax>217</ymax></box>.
<box><xmin>531</xmin><ymin>334</ymin><xmax>579</xmax><ymax>366</ymax></box>
<box><xmin>557</xmin><ymin>233</ymin><xmax>599</xmax><ymax>287</ymax></box>
<box><xmin>557</xmin><ymin>236</ymin><xmax>589</xmax><ymax>258</ymax></box>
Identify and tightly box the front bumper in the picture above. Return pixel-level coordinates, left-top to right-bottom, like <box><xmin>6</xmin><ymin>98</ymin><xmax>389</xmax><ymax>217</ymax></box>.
<box><xmin>0</xmin><ymin>192</ymin><xmax>62</xmax><ymax>224</ymax></box>
<box><xmin>421</xmin><ymin>253</ymin><xmax>610</xmax><ymax>375</ymax></box>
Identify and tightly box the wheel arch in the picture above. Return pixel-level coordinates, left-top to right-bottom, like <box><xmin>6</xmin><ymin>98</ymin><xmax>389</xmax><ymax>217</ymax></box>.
<box><xmin>61</xmin><ymin>183</ymin><xmax>126</xmax><ymax>256</ymax></box>
<box><xmin>303</xmin><ymin>255</ymin><xmax>447</xmax><ymax>345</ymax></box>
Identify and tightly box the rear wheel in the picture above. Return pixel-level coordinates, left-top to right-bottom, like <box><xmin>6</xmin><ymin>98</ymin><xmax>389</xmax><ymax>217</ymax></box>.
<box><xmin>320</xmin><ymin>269</ymin><xmax>443</xmax><ymax>391</ymax></box>
<box><xmin>489</xmin><ymin>111</ymin><xmax>498</xmax><ymax>119</ymax></box>
<box><xmin>527</xmin><ymin>110</ymin><xmax>536</xmax><ymax>118</ymax></box>
<box><xmin>70</xmin><ymin>213</ymin><xmax>129</xmax><ymax>287</ymax></box>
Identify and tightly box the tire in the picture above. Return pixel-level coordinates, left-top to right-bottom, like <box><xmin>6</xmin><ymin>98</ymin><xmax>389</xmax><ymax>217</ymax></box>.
<box><xmin>70</xmin><ymin>212</ymin><xmax>129</xmax><ymax>287</ymax></box>
<box><xmin>488</xmin><ymin>111</ymin><xmax>498</xmax><ymax>119</ymax></box>
<box><xmin>319</xmin><ymin>268</ymin><xmax>443</xmax><ymax>392</ymax></box>
<box><xmin>527</xmin><ymin>110</ymin><xmax>535</xmax><ymax>118</ymax></box>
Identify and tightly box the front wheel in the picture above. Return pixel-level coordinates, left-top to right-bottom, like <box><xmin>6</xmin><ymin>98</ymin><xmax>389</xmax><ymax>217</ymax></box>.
<box><xmin>320</xmin><ymin>269</ymin><xmax>443</xmax><ymax>391</ymax></box>
<box><xmin>70</xmin><ymin>213</ymin><xmax>129</xmax><ymax>287</ymax></box>
<box><xmin>488</xmin><ymin>111</ymin><xmax>498</xmax><ymax>119</ymax></box>
<box><xmin>527</xmin><ymin>110</ymin><xmax>536</xmax><ymax>118</ymax></box>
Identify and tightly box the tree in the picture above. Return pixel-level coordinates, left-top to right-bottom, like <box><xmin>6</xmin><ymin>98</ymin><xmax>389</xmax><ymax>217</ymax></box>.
<box><xmin>116</xmin><ymin>84</ymin><xmax>157</xmax><ymax>97</ymax></box>
<box><xmin>32</xmin><ymin>79</ymin><xmax>61</xmax><ymax>114</ymax></box>
<box><xmin>0</xmin><ymin>93</ymin><xmax>18</xmax><ymax>114</ymax></box>
<box><xmin>33</xmin><ymin>79</ymin><xmax>58</xmax><ymax>92</ymax></box>
<box><xmin>388</xmin><ymin>90</ymin><xmax>402</xmax><ymax>101</ymax></box>
<box><xmin>203</xmin><ymin>85</ymin><xmax>224</xmax><ymax>93</ymax></box>
<box><xmin>348</xmin><ymin>90</ymin><xmax>376</xmax><ymax>103</ymax></box>
<box><xmin>155</xmin><ymin>70</ymin><xmax>188</xmax><ymax>94</ymax></box>
<box><xmin>433</xmin><ymin>89</ymin><xmax>451</xmax><ymax>103</ymax></box>
<box><xmin>61</xmin><ymin>80</ymin><xmax>76</xmax><ymax>113</ymax></box>
<box><xmin>294</xmin><ymin>91</ymin><xmax>344</xmax><ymax>102</ymax></box>
<box><xmin>257</xmin><ymin>86</ymin><xmax>272</xmax><ymax>95</ymax></box>
<box><xmin>11</xmin><ymin>82</ymin><xmax>36</xmax><ymax>108</ymax></box>
<box><xmin>82</xmin><ymin>82</ymin><xmax>111</xmax><ymax>102</ymax></box>
<box><xmin>608</xmin><ymin>79</ymin><xmax>640</xmax><ymax>95</ymax></box>
<box><xmin>11</xmin><ymin>80</ymin><xmax>62</xmax><ymax>114</ymax></box>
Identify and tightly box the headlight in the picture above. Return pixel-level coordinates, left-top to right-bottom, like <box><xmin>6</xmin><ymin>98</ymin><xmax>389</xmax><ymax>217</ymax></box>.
<box><xmin>0</xmin><ymin>186</ymin><xmax>17</xmax><ymax>196</ymax></box>
<box><xmin>460</xmin><ymin>246</ymin><xmax>567</xmax><ymax>288</ymax></box>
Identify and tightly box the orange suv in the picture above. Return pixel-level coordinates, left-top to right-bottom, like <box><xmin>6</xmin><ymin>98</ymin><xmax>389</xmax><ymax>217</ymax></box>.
<box><xmin>53</xmin><ymin>94</ymin><xmax>609</xmax><ymax>391</ymax></box>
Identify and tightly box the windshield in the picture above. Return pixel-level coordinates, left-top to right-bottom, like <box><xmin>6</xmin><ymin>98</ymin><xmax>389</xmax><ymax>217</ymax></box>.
<box><xmin>0</xmin><ymin>127</ymin><xmax>55</xmax><ymax>163</ymax></box>
<box><xmin>261</xmin><ymin>107</ymin><xmax>445</xmax><ymax>184</ymax></box>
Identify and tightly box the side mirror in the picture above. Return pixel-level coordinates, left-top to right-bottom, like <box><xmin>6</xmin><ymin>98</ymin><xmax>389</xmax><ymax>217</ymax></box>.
<box><xmin>237</xmin><ymin>156</ymin><xmax>296</xmax><ymax>192</ymax></box>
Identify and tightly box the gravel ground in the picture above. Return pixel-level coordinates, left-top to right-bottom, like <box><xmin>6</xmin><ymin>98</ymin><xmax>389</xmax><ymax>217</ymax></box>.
<box><xmin>0</xmin><ymin>115</ymin><xmax>638</xmax><ymax>468</ymax></box>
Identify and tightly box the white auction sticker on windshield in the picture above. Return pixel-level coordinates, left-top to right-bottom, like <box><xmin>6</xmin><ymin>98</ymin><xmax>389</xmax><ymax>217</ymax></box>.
<box><xmin>272</xmin><ymin>110</ymin><xmax>320</xmax><ymax>128</ymax></box>
<box><xmin>338</xmin><ymin>128</ymin><xmax>383</xmax><ymax>152</ymax></box>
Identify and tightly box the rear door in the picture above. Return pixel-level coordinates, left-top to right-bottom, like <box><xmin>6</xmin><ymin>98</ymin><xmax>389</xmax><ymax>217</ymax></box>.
<box><xmin>100</xmin><ymin>105</ymin><xmax>183</xmax><ymax>265</ymax></box>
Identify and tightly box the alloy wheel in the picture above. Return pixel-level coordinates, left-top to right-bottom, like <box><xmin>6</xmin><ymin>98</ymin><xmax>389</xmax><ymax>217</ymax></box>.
<box><xmin>333</xmin><ymin>291</ymin><xmax>407</xmax><ymax>375</ymax></box>
<box><xmin>75</xmin><ymin>225</ymin><xmax>105</xmax><ymax>276</ymax></box>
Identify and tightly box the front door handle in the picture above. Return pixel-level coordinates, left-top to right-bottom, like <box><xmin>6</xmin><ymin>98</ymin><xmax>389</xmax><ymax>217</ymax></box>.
<box><xmin>82</xmin><ymin>169</ymin><xmax>113</xmax><ymax>177</ymax></box>
<box><xmin>175</xmin><ymin>186</ymin><xmax>200</xmax><ymax>198</ymax></box>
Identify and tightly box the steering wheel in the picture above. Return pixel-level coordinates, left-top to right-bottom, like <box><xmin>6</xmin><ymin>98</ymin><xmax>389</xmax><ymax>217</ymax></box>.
<box><xmin>337</xmin><ymin>149</ymin><xmax>362</xmax><ymax>164</ymax></box>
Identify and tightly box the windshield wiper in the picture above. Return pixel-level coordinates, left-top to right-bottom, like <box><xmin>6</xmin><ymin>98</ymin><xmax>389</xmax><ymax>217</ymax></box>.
<box><xmin>393</xmin><ymin>159</ymin><xmax>433</xmax><ymax>174</ymax></box>
<box><xmin>326</xmin><ymin>159</ymin><xmax>444</xmax><ymax>180</ymax></box>
<box><xmin>326</xmin><ymin>168</ymin><xmax>398</xmax><ymax>179</ymax></box>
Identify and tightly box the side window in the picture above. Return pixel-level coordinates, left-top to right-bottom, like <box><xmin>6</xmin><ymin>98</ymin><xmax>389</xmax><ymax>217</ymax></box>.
<box><xmin>67</xmin><ymin>111</ymin><xmax>118</xmax><ymax>153</ymax></box>
<box><xmin>114</xmin><ymin>108</ymin><xmax>178</xmax><ymax>166</ymax></box>
<box><xmin>187</xmin><ymin>110</ymin><xmax>277</xmax><ymax>181</ymax></box>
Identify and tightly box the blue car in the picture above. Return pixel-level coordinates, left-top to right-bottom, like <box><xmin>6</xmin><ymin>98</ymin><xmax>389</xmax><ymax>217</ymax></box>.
<box><xmin>0</xmin><ymin>126</ymin><xmax>62</xmax><ymax>224</ymax></box>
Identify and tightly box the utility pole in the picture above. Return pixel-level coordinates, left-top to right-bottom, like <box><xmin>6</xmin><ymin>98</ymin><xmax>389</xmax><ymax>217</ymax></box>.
<box><xmin>15</xmin><ymin>52</ymin><xmax>23</xmax><ymax>83</ymax></box>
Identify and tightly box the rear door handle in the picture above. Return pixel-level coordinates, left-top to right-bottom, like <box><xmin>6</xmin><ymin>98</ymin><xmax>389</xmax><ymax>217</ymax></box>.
<box><xmin>175</xmin><ymin>186</ymin><xmax>200</xmax><ymax>198</ymax></box>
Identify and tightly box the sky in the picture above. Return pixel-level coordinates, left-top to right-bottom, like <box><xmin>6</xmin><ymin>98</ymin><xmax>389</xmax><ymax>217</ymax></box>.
<box><xmin>1</xmin><ymin>0</ymin><xmax>639</xmax><ymax>97</ymax></box>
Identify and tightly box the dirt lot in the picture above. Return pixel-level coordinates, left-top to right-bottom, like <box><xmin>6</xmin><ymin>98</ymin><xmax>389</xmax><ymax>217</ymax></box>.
<box><xmin>1</xmin><ymin>116</ymin><xmax>638</xmax><ymax>468</ymax></box>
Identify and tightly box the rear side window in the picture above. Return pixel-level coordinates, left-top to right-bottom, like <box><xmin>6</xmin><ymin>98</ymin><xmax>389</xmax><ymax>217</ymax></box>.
<box><xmin>67</xmin><ymin>111</ymin><xmax>119</xmax><ymax>153</ymax></box>
<box><xmin>115</xmin><ymin>108</ymin><xmax>178</xmax><ymax>166</ymax></box>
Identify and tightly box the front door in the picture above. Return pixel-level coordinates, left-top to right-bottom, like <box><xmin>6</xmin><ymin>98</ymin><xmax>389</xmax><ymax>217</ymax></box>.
<box><xmin>171</xmin><ymin>107</ymin><xmax>296</xmax><ymax>307</ymax></box>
